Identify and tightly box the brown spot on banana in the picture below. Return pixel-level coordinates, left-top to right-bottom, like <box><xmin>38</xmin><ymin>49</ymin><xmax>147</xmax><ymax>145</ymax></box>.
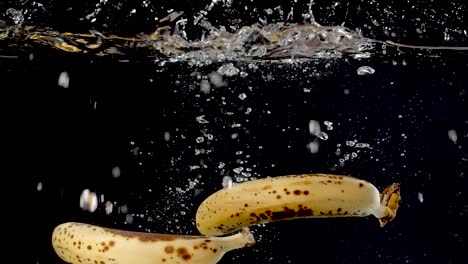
<box><xmin>195</xmin><ymin>174</ymin><xmax>401</xmax><ymax>236</ymax></box>
<box><xmin>52</xmin><ymin>222</ymin><xmax>255</xmax><ymax>264</ymax></box>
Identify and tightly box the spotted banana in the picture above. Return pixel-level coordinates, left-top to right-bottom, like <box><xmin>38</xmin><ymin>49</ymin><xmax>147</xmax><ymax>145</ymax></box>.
<box><xmin>52</xmin><ymin>222</ymin><xmax>255</xmax><ymax>264</ymax></box>
<box><xmin>196</xmin><ymin>174</ymin><xmax>401</xmax><ymax>236</ymax></box>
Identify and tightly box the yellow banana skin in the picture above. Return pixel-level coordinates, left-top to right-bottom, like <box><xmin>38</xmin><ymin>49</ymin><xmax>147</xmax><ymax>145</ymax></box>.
<box><xmin>52</xmin><ymin>222</ymin><xmax>255</xmax><ymax>264</ymax></box>
<box><xmin>196</xmin><ymin>174</ymin><xmax>401</xmax><ymax>236</ymax></box>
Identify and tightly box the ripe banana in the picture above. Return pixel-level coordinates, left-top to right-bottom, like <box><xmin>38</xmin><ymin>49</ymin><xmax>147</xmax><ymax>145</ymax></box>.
<box><xmin>196</xmin><ymin>174</ymin><xmax>401</xmax><ymax>236</ymax></box>
<box><xmin>52</xmin><ymin>222</ymin><xmax>255</xmax><ymax>264</ymax></box>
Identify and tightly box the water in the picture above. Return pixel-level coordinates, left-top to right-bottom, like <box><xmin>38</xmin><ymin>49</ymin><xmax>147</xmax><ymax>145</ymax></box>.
<box><xmin>4</xmin><ymin>0</ymin><xmax>468</xmax><ymax>264</ymax></box>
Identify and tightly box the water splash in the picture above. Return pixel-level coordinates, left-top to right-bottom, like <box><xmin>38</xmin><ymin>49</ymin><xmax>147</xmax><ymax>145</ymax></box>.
<box><xmin>2</xmin><ymin>20</ymin><xmax>467</xmax><ymax>63</ymax></box>
<box><xmin>6</xmin><ymin>8</ymin><xmax>24</xmax><ymax>25</ymax></box>
<box><xmin>0</xmin><ymin>22</ymin><xmax>374</xmax><ymax>62</ymax></box>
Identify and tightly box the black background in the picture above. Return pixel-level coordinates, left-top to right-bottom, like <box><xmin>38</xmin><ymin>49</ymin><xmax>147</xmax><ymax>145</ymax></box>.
<box><xmin>3</xmin><ymin>0</ymin><xmax>468</xmax><ymax>263</ymax></box>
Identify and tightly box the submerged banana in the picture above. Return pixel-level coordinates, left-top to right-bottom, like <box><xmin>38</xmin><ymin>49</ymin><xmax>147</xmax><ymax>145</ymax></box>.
<box><xmin>196</xmin><ymin>174</ymin><xmax>401</xmax><ymax>236</ymax></box>
<box><xmin>52</xmin><ymin>222</ymin><xmax>255</xmax><ymax>264</ymax></box>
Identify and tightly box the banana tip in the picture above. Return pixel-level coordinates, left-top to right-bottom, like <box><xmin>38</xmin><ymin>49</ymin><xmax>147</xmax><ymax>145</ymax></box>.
<box><xmin>241</xmin><ymin>228</ymin><xmax>256</xmax><ymax>246</ymax></box>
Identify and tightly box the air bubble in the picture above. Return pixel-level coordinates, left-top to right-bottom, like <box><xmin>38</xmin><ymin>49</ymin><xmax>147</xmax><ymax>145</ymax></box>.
<box><xmin>58</xmin><ymin>72</ymin><xmax>70</xmax><ymax>88</ymax></box>
<box><xmin>307</xmin><ymin>140</ymin><xmax>319</xmax><ymax>154</ymax></box>
<box><xmin>355</xmin><ymin>143</ymin><xmax>370</xmax><ymax>148</ymax></box>
<box><xmin>357</xmin><ymin>66</ymin><xmax>375</xmax><ymax>75</ymax></box>
<box><xmin>80</xmin><ymin>189</ymin><xmax>98</xmax><ymax>212</ymax></box>
<box><xmin>112</xmin><ymin>166</ymin><xmax>121</xmax><ymax>178</ymax></box>
<box><xmin>417</xmin><ymin>192</ymin><xmax>424</xmax><ymax>203</ymax></box>
<box><xmin>233</xmin><ymin>167</ymin><xmax>244</xmax><ymax>174</ymax></box>
<box><xmin>105</xmin><ymin>201</ymin><xmax>113</xmax><ymax>215</ymax></box>
<box><xmin>209</xmin><ymin>72</ymin><xmax>225</xmax><ymax>87</ymax></box>
<box><xmin>217</xmin><ymin>63</ymin><xmax>239</xmax><ymax>76</ymax></box>
<box><xmin>125</xmin><ymin>214</ymin><xmax>134</xmax><ymax>224</ymax></box>
<box><xmin>200</xmin><ymin>79</ymin><xmax>211</xmax><ymax>94</ymax></box>
<box><xmin>317</xmin><ymin>132</ymin><xmax>329</xmax><ymax>140</ymax></box>
<box><xmin>222</xmin><ymin>176</ymin><xmax>233</xmax><ymax>189</ymax></box>
<box><xmin>164</xmin><ymin>132</ymin><xmax>171</xmax><ymax>141</ymax></box>
<box><xmin>308</xmin><ymin>120</ymin><xmax>321</xmax><ymax>135</ymax></box>
<box><xmin>196</xmin><ymin>115</ymin><xmax>209</xmax><ymax>124</ymax></box>
<box><xmin>324</xmin><ymin>121</ymin><xmax>334</xmax><ymax>130</ymax></box>
<box><xmin>448</xmin><ymin>130</ymin><xmax>457</xmax><ymax>143</ymax></box>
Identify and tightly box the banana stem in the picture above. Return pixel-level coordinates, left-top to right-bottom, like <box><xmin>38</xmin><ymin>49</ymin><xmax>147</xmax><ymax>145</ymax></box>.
<box><xmin>376</xmin><ymin>183</ymin><xmax>401</xmax><ymax>227</ymax></box>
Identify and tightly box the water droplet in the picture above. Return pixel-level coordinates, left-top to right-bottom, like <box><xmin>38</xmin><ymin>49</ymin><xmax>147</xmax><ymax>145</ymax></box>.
<box><xmin>238</xmin><ymin>93</ymin><xmax>247</xmax><ymax>100</ymax></box>
<box><xmin>196</xmin><ymin>137</ymin><xmax>204</xmax><ymax>143</ymax></box>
